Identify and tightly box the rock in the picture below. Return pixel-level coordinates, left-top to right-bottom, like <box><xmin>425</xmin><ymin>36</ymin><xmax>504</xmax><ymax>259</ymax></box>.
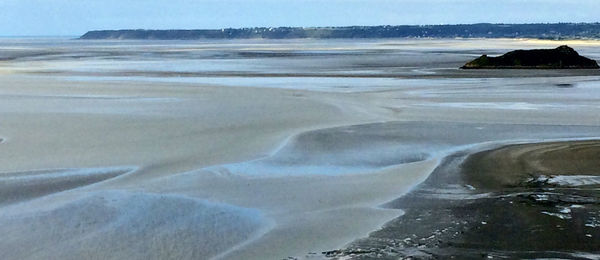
<box><xmin>461</xmin><ymin>45</ymin><xmax>599</xmax><ymax>69</ymax></box>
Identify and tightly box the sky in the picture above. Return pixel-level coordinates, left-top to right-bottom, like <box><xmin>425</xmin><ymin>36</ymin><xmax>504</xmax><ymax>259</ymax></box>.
<box><xmin>0</xmin><ymin>0</ymin><xmax>598</xmax><ymax>36</ymax></box>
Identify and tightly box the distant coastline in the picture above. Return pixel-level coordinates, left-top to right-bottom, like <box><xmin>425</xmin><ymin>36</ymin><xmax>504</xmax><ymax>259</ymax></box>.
<box><xmin>80</xmin><ymin>23</ymin><xmax>600</xmax><ymax>40</ymax></box>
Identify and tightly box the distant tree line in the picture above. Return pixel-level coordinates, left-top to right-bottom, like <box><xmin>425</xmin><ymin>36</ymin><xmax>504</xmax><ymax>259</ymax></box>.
<box><xmin>80</xmin><ymin>23</ymin><xmax>600</xmax><ymax>40</ymax></box>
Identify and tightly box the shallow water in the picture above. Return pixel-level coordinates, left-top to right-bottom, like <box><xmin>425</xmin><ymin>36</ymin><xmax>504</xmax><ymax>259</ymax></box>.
<box><xmin>211</xmin><ymin>122</ymin><xmax>600</xmax><ymax>177</ymax></box>
<box><xmin>0</xmin><ymin>191</ymin><xmax>267</xmax><ymax>260</ymax></box>
<box><xmin>4</xmin><ymin>38</ymin><xmax>600</xmax><ymax>93</ymax></box>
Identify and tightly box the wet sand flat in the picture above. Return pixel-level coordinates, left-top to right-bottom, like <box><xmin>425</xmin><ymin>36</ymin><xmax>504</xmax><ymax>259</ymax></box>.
<box><xmin>463</xmin><ymin>140</ymin><xmax>600</xmax><ymax>189</ymax></box>
<box><xmin>1</xmin><ymin>38</ymin><xmax>600</xmax><ymax>259</ymax></box>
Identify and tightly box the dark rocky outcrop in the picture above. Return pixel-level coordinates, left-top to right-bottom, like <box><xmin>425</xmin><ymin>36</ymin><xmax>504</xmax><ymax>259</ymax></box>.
<box><xmin>462</xmin><ymin>45</ymin><xmax>599</xmax><ymax>69</ymax></box>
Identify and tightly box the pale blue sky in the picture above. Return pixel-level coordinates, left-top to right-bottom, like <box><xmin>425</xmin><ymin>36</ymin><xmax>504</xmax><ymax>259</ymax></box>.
<box><xmin>1</xmin><ymin>0</ymin><xmax>598</xmax><ymax>36</ymax></box>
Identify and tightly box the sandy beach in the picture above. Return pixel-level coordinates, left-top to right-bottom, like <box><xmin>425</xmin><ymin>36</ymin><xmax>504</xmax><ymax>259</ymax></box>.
<box><xmin>1</xmin><ymin>38</ymin><xmax>600</xmax><ymax>259</ymax></box>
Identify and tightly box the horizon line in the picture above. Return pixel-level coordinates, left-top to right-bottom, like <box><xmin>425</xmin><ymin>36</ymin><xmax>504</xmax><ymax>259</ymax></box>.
<box><xmin>4</xmin><ymin>22</ymin><xmax>600</xmax><ymax>37</ymax></box>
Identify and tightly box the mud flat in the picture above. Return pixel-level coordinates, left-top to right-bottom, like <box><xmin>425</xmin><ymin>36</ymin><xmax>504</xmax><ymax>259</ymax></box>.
<box><xmin>325</xmin><ymin>139</ymin><xmax>600</xmax><ymax>259</ymax></box>
<box><xmin>2</xmin><ymin>38</ymin><xmax>600</xmax><ymax>259</ymax></box>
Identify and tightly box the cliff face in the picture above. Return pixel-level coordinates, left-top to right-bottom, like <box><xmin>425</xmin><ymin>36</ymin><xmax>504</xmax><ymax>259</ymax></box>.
<box><xmin>462</xmin><ymin>45</ymin><xmax>600</xmax><ymax>69</ymax></box>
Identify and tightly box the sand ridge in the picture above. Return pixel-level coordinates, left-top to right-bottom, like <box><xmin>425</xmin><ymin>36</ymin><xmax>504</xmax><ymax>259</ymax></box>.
<box><xmin>462</xmin><ymin>139</ymin><xmax>600</xmax><ymax>189</ymax></box>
